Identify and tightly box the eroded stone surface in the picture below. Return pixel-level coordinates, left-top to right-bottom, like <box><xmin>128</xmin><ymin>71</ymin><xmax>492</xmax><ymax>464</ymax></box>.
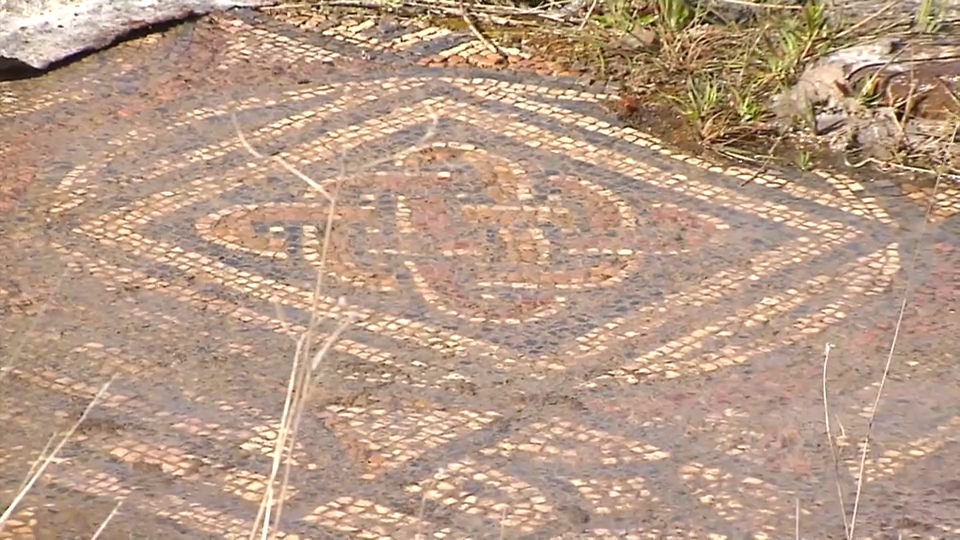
<box><xmin>773</xmin><ymin>36</ymin><xmax>960</xmax><ymax>167</ymax></box>
<box><xmin>0</xmin><ymin>10</ymin><xmax>957</xmax><ymax>540</ymax></box>
<box><xmin>0</xmin><ymin>0</ymin><xmax>273</xmax><ymax>69</ymax></box>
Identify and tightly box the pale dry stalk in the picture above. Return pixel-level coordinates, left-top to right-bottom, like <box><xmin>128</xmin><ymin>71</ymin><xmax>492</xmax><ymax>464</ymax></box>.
<box><xmin>233</xmin><ymin>102</ymin><xmax>439</xmax><ymax>539</ymax></box>
<box><xmin>90</xmin><ymin>500</ymin><xmax>124</xmax><ymax>540</ymax></box>
<box><xmin>845</xmin><ymin>169</ymin><xmax>945</xmax><ymax>540</ymax></box>
<box><xmin>822</xmin><ymin>342</ymin><xmax>851</xmax><ymax>538</ymax></box>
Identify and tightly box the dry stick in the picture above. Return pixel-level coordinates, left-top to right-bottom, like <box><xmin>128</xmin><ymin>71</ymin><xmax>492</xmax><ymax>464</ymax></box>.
<box><xmin>734</xmin><ymin>132</ymin><xmax>787</xmax><ymax>187</ymax></box>
<box><xmin>416</xmin><ymin>479</ymin><xmax>433</xmax><ymax>538</ymax></box>
<box><xmin>230</xmin><ymin>114</ymin><xmax>340</xmax><ymax>540</ymax></box>
<box><xmin>261</xmin><ymin>177</ymin><xmax>338</xmax><ymax>540</ymax></box>
<box><xmin>13</xmin><ymin>434</ymin><xmax>56</xmax><ymax>496</ymax></box>
<box><xmin>270</xmin><ymin>317</ymin><xmax>355</xmax><ymax>537</ymax></box>
<box><xmin>821</xmin><ymin>343</ymin><xmax>851</xmax><ymax>539</ymax></box>
<box><xmin>794</xmin><ymin>498</ymin><xmax>801</xmax><ymax>540</ymax></box>
<box><xmin>302</xmin><ymin>161</ymin><xmax>346</xmax><ymax>322</ymax></box>
<box><xmin>231</xmin><ymin>117</ymin><xmax>335</xmax><ymax>202</ymax></box>
<box><xmin>842</xmin><ymin>152</ymin><xmax>960</xmax><ymax>182</ymax></box>
<box><xmin>258</xmin><ymin>2</ymin><xmax>315</xmax><ymax>9</ymax></box>
<box><xmin>90</xmin><ymin>500</ymin><xmax>124</xmax><ymax>540</ymax></box>
<box><xmin>258</xmin><ymin>327</ymin><xmax>342</xmax><ymax>540</ymax></box>
<box><xmin>265</xmin><ymin>311</ymin><xmax>349</xmax><ymax>532</ymax></box>
<box><xmin>577</xmin><ymin>0</ymin><xmax>600</xmax><ymax>31</ymax></box>
<box><xmin>265</xmin><ymin>160</ymin><xmax>345</xmax><ymax>540</ymax></box>
<box><xmin>233</xmin><ymin>108</ymin><xmax>439</xmax><ymax>540</ymax></box>
<box><xmin>0</xmin><ymin>375</ymin><xmax>117</xmax><ymax>531</ymax></box>
<box><xmin>459</xmin><ymin>0</ymin><xmax>505</xmax><ymax>57</ymax></box>
<box><xmin>265</xmin><ymin>115</ymin><xmax>438</xmax><ymax>539</ymax></box>
<box><xmin>273</xmin><ymin>232</ymin><xmax>353</xmax><ymax>536</ymax></box>
<box><xmin>889</xmin><ymin>77</ymin><xmax>921</xmax><ymax>150</ymax></box>
<box><xmin>271</xmin><ymin>301</ymin><xmax>297</xmax><ymax>341</ymax></box>
<box><xmin>232</xmin><ymin>121</ymin><xmax>312</xmax><ymax>540</ymax></box>
<box><xmin>253</xmin><ymin>337</ymin><xmax>305</xmax><ymax>540</ymax></box>
<box><xmin>846</xmin><ymin>163</ymin><xmax>947</xmax><ymax>540</ymax></box>
<box><xmin>271</xmin><ymin>118</ymin><xmax>439</xmax><ymax>533</ymax></box>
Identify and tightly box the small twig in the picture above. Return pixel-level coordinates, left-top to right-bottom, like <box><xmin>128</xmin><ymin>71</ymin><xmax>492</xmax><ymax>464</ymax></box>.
<box><xmin>459</xmin><ymin>0</ymin><xmax>505</xmax><ymax>57</ymax></box>
<box><xmin>794</xmin><ymin>497</ymin><xmax>801</xmax><ymax>540</ymax></box>
<box><xmin>311</xmin><ymin>0</ymin><xmax>575</xmax><ymax>22</ymax></box>
<box><xmin>735</xmin><ymin>131</ymin><xmax>787</xmax><ymax>187</ymax></box>
<box><xmin>842</xmin><ymin>153</ymin><xmax>960</xmax><ymax>181</ymax></box>
<box><xmin>821</xmin><ymin>343</ymin><xmax>851</xmax><ymax>539</ymax></box>
<box><xmin>231</xmin><ymin>115</ymin><xmax>336</xmax><ymax>204</ymax></box>
<box><xmin>15</xmin><ymin>436</ymin><xmax>56</xmax><ymax>496</ymax></box>
<box><xmin>889</xmin><ymin>77</ymin><xmax>921</xmax><ymax>147</ymax></box>
<box><xmin>251</xmin><ymin>334</ymin><xmax>303</xmax><ymax>540</ymax></box>
<box><xmin>416</xmin><ymin>479</ymin><xmax>433</xmax><ymax>538</ymax></box>
<box><xmin>270</xmin><ymin>314</ymin><xmax>356</xmax><ymax>536</ymax></box>
<box><xmin>842</xmin><ymin>152</ymin><xmax>874</xmax><ymax>168</ymax></box>
<box><xmin>577</xmin><ymin>0</ymin><xmax>600</xmax><ymax>31</ymax></box>
<box><xmin>847</xmin><ymin>164</ymin><xmax>945</xmax><ymax>540</ymax></box>
<box><xmin>234</xmin><ymin>103</ymin><xmax>440</xmax><ymax>540</ymax></box>
<box><xmin>90</xmin><ymin>500</ymin><xmax>124</xmax><ymax>540</ymax></box>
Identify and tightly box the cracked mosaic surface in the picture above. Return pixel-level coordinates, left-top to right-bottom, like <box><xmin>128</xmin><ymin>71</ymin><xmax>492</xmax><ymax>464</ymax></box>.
<box><xmin>0</xmin><ymin>9</ymin><xmax>957</xmax><ymax>540</ymax></box>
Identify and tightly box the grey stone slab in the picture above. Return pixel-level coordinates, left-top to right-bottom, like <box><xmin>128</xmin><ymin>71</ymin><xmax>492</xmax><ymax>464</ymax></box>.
<box><xmin>0</xmin><ymin>0</ymin><xmax>275</xmax><ymax>69</ymax></box>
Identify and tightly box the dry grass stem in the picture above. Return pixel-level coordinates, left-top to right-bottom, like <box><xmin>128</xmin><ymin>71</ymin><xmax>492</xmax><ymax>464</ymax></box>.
<box><xmin>233</xmin><ymin>104</ymin><xmax>438</xmax><ymax>539</ymax></box>
<box><xmin>821</xmin><ymin>342</ymin><xmax>851</xmax><ymax>538</ymax></box>
<box><xmin>578</xmin><ymin>0</ymin><xmax>600</xmax><ymax>30</ymax></box>
<box><xmin>415</xmin><ymin>480</ymin><xmax>433</xmax><ymax>539</ymax></box>
<box><xmin>269</xmin><ymin>315</ymin><xmax>356</xmax><ymax>532</ymax></box>
<box><xmin>0</xmin><ymin>375</ymin><xmax>117</xmax><ymax>531</ymax></box>
<box><xmin>794</xmin><ymin>497</ymin><xmax>801</xmax><ymax>540</ymax></box>
<box><xmin>231</xmin><ymin>116</ymin><xmax>336</xmax><ymax>203</ymax></box>
<box><xmin>90</xmin><ymin>500</ymin><xmax>124</xmax><ymax>540</ymax></box>
<box><xmin>459</xmin><ymin>0</ymin><xmax>505</xmax><ymax>56</ymax></box>
<box><xmin>847</xmin><ymin>168</ymin><xmax>945</xmax><ymax>540</ymax></box>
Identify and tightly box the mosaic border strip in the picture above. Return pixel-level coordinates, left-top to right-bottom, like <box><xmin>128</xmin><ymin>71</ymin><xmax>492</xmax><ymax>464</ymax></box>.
<box><xmin>56</xmin><ymin>77</ymin><xmax>891</xmax><ymax>378</ymax></box>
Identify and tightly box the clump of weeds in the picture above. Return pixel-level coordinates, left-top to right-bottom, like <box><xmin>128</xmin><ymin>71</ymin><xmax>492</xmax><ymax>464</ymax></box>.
<box><xmin>289</xmin><ymin>0</ymin><xmax>957</xmax><ymax>178</ymax></box>
<box><xmin>574</xmin><ymin>0</ymin><xmax>854</xmax><ymax>166</ymax></box>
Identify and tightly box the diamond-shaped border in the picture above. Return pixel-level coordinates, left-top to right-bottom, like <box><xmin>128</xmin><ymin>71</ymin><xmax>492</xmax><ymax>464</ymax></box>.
<box><xmin>54</xmin><ymin>76</ymin><xmax>896</xmax><ymax>380</ymax></box>
<box><xmin>45</xmin><ymin>73</ymin><xmax>898</xmax><ymax>536</ymax></box>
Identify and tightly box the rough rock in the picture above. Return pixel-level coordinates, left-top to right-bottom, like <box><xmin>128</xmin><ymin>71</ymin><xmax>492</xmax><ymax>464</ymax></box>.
<box><xmin>0</xmin><ymin>0</ymin><xmax>275</xmax><ymax>70</ymax></box>
<box><xmin>702</xmin><ymin>0</ymin><xmax>960</xmax><ymax>25</ymax></box>
<box><xmin>772</xmin><ymin>36</ymin><xmax>960</xmax><ymax>168</ymax></box>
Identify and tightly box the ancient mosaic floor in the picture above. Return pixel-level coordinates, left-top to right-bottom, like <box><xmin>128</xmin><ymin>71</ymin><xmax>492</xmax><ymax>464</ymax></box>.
<box><xmin>1</xmin><ymin>9</ymin><xmax>958</xmax><ymax>540</ymax></box>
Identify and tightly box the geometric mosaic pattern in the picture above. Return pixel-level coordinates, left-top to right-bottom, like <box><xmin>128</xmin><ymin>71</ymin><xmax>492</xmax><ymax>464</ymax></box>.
<box><xmin>1</xmin><ymin>8</ymin><xmax>957</xmax><ymax>540</ymax></box>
